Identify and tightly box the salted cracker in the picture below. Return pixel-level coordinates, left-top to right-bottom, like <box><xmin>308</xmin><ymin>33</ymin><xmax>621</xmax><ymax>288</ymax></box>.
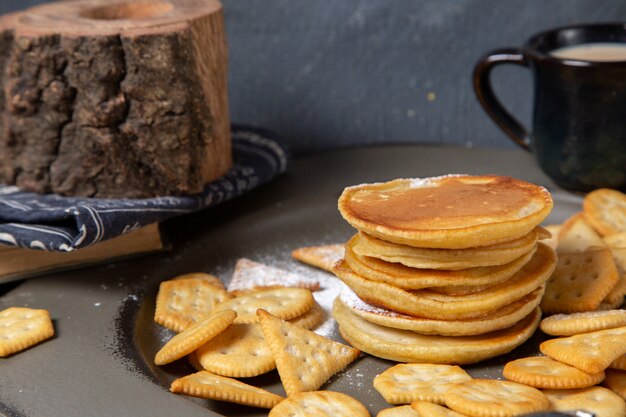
<box><xmin>288</xmin><ymin>301</ymin><xmax>324</xmax><ymax>330</ymax></box>
<box><xmin>257</xmin><ymin>309</ymin><xmax>360</xmax><ymax>396</ymax></box>
<box><xmin>172</xmin><ymin>272</ymin><xmax>224</xmax><ymax>289</ymax></box>
<box><xmin>170</xmin><ymin>370</ymin><xmax>283</xmax><ymax>408</ymax></box>
<box><xmin>0</xmin><ymin>307</ymin><xmax>54</xmax><ymax>357</ymax></box>
<box><xmin>411</xmin><ymin>402</ymin><xmax>469</xmax><ymax>417</ymax></box>
<box><xmin>604</xmin><ymin>369</ymin><xmax>626</xmax><ymax>400</ymax></box>
<box><xmin>269</xmin><ymin>391</ymin><xmax>369</xmax><ymax>417</ymax></box>
<box><xmin>503</xmin><ymin>356</ymin><xmax>605</xmax><ymax>389</ymax></box>
<box><xmin>540</xmin><ymin>310</ymin><xmax>626</xmax><ymax>336</ymax></box>
<box><xmin>377</xmin><ymin>405</ymin><xmax>421</xmax><ymax>417</ymax></box>
<box><xmin>292</xmin><ymin>244</ymin><xmax>344</xmax><ymax>273</ymax></box>
<box><xmin>227</xmin><ymin>258</ymin><xmax>320</xmax><ymax>292</ymax></box>
<box><xmin>154</xmin><ymin>310</ymin><xmax>236</xmax><ymax>365</ymax></box>
<box><xmin>540</xmin><ymin>326</ymin><xmax>626</xmax><ymax>374</ymax></box>
<box><xmin>543</xmin><ymin>386</ymin><xmax>626</xmax><ymax>417</ymax></box>
<box><xmin>196</xmin><ymin>322</ymin><xmax>275</xmax><ymax>378</ymax></box>
<box><xmin>213</xmin><ymin>287</ymin><xmax>314</xmax><ymax>324</ymax></box>
<box><xmin>541</xmin><ymin>248</ymin><xmax>619</xmax><ymax>314</ymax></box>
<box><xmin>154</xmin><ymin>278</ymin><xmax>232</xmax><ymax>332</ymax></box>
<box><xmin>444</xmin><ymin>379</ymin><xmax>549</xmax><ymax>417</ymax></box>
<box><xmin>557</xmin><ymin>212</ymin><xmax>607</xmax><ymax>252</ymax></box>
<box><xmin>373</xmin><ymin>363</ymin><xmax>472</xmax><ymax>405</ymax></box>
<box><xmin>584</xmin><ymin>188</ymin><xmax>626</xmax><ymax>236</ymax></box>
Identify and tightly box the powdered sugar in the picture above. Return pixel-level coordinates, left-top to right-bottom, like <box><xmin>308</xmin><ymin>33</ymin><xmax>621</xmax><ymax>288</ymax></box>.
<box><xmin>227</xmin><ymin>258</ymin><xmax>320</xmax><ymax>291</ymax></box>
<box><xmin>339</xmin><ymin>287</ymin><xmax>401</xmax><ymax>317</ymax></box>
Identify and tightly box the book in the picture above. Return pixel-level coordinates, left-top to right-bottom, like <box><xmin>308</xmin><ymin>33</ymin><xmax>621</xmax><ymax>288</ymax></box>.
<box><xmin>0</xmin><ymin>223</ymin><xmax>167</xmax><ymax>284</ymax></box>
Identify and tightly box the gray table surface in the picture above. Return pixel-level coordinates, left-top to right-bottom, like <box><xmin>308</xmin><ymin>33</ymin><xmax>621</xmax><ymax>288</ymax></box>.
<box><xmin>0</xmin><ymin>145</ymin><xmax>582</xmax><ymax>417</ymax></box>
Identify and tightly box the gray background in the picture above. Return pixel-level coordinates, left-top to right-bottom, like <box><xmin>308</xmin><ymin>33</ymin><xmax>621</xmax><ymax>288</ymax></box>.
<box><xmin>2</xmin><ymin>0</ymin><xmax>626</xmax><ymax>154</ymax></box>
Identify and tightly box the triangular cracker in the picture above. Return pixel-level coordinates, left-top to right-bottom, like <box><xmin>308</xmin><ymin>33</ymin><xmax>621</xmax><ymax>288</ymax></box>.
<box><xmin>540</xmin><ymin>326</ymin><xmax>626</xmax><ymax>374</ymax></box>
<box><xmin>291</xmin><ymin>244</ymin><xmax>345</xmax><ymax>273</ymax></box>
<box><xmin>227</xmin><ymin>258</ymin><xmax>320</xmax><ymax>292</ymax></box>
<box><xmin>257</xmin><ymin>309</ymin><xmax>360</xmax><ymax>396</ymax></box>
<box><xmin>170</xmin><ymin>370</ymin><xmax>283</xmax><ymax>408</ymax></box>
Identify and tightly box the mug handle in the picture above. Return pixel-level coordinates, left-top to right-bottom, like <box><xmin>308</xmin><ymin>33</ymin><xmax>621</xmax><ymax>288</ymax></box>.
<box><xmin>473</xmin><ymin>48</ymin><xmax>531</xmax><ymax>151</ymax></box>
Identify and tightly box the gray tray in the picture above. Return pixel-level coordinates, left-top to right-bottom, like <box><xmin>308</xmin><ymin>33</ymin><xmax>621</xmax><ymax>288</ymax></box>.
<box><xmin>0</xmin><ymin>145</ymin><xmax>581</xmax><ymax>417</ymax></box>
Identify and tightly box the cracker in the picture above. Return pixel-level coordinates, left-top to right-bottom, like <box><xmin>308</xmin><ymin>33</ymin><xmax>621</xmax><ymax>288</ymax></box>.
<box><xmin>603</xmin><ymin>247</ymin><xmax>626</xmax><ymax>306</ymax></box>
<box><xmin>170</xmin><ymin>370</ymin><xmax>283</xmax><ymax>408</ymax></box>
<box><xmin>557</xmin><ymin>212</ymin><xmax>607</xmax><ymax>252</ymax></box>
<box><xmin>213</xmin><ymin>287</ymin><xmax>315</xmax><ymax>324</ymax></box>
<box><xmin>257</xmin><ymin>309</ymin><xmax>360</xmax><ymax>396</ymax></box>
<box><xmin>540</xmin><ymin>310</ymin><xmax>626</xmax><ymax>336</ymax></box>
<box><xmin>543</xmin><ymin>386</ymin><xmax>626</xmax><ymax>417</ymax></box>
<box><xmin>584</xmin><ymin>188</ymin><xmax>626</xmax><ymax>236</ymax></box>
<box><xmin>196</xmin><ymin>323</ymin><xmax>275</xmax><ymax>378</ymax></box>
<box><xmin>373</xmin><ymin>363</ymin><xmax>472</xmax><ymax>404</ymax></box>
<box><xmin>172</xmin><ymin>272</ymin><xmax>224</xmax><ymax>289</ymax></box>
<box><xmin>540</xmin><ymin>326</ymin><xmax>626</xmax><ymax>374</ymax></box>
<box><xmin>154</xmin><ymin>310</ymin><xmax>236</xmax><ymax>365</ymax></box>
<box><xmin>503</xmin><ymin>356</ymin><xmax>605</xmax><ymax>389</ymax></box>
<box><xmin>606</xmin><ymin>232</ymin><xmax>626</xmax><ymax>248</ymax></box>
<box><xmin>292</xmin><ymin>244</ymin><xmax>345</xmax><ymax>273</ymax></box>
<box><xmin>542</xmin><ymin>224</ymin><xmax>561</xmax><ymax>250</ymax></box>
<box><xmin>227</xmin><ymin>258</ymin><xmax>320</xmax><ymax>292</ymax></box>
<box><xmin>611</xmin><ymin>354</ymin><xmax>626</xmax><ymax>371</ymax></box>
<box><xmin>0</xmin><ymin>307</ymin><xmax>54</xmax><ymax>357</ymax></box>
<box><xmin>541</xmin><ymin>248</ymin><xmax>619</xmax><ymax>314</ymax></box>
<box><xmin>333</xmin><ymin>298</ymin><xmax>540</xmax><ymax>365</ymax></box>
<box><xmin>604</xmin><ymin>368</ymin><xmax>626</xmax><ymax>400</ymax></box>
<box><xmin>154</xmin><ymin>278</ymin><xmax>232</xmax><ymax>332</ymax></box>
<box><xmin>289</xmin><ymin>301</ymin><xmax>324</xmax><ymax>330</ymax></box>
<box><xmin>377</xmin><ymin>405</ymin><xmax>421</xmax><ymax>417</ymax></box>
<box><xmin>411</xmin><ymin>402</ymin><xmax>469</xmax><ymax>417</ymax></box>
<box><xmin>340</xmin><ymin>286</ymin><xmax>543</xmax><ymax>336</ymax></box>
<box><xmin>444</xmin><ymin>379</ymin><xmax>549</xmax><ymax>417</ymax></box>
<box><xmin>268</xmin><ymin>391</ymin><xmax>369</xmax><ymax>417</ymax></box>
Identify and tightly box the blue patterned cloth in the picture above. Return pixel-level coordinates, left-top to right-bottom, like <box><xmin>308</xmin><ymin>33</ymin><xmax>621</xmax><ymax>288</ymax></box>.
<box><xmin>0</xmin><ymin>127</ymin><xmax>288</xmax><ymax>252</ymax></box>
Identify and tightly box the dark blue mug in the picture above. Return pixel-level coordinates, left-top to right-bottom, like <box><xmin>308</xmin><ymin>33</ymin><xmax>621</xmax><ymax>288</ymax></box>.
<box><xmin>473</xmin><ymin>23</ymin><xmax>626</xmax><ymax>193</ymax></box>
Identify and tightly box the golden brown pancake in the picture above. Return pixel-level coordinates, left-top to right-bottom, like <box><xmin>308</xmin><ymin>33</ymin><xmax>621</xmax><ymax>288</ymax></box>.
<box><xmin>353</xmin><ymin>228</ymin><xmax>548</xmax><ymax>270</ymax></box>
<box><xmin>338</xmin><ymin>285</ymin><xmax>544</xmax><ymax>336</ymax></box>
<box><xmin>333</xmin><ymin>242</ymin><xmax>556</xmax><ymax>320</ymax></box>
<box><xmin>338</xmin><ymin>175</ymin><xmax>553</xmax><ymax>249</ymax></box>
<box><xmin>333</xmin><ymin>298</ymin><xmax>541</xmax><ymax>364</ymax></box>
<box><xmin>344</xmin><ymin>234</ymin><xmax>536</xmax><ymax>290</ymax></box>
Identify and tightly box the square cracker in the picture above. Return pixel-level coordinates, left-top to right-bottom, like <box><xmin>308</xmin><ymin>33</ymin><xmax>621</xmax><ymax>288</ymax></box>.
<box><xmin>541</xmin><ymin>248</ymin><xmax>619</xmax><ymax>314</ymax></box>
<box><xmin>257</xmin><ymin>309</ymin><xmax>360</xmax><ymax>396</ymax></box>
<box><xmin>0</xmin><ymin>307</ymin><xmax>54</xmax><ymax>357</ymax></box>
<box><xmin>154</xmin><ymin>278</ymin><xmax>232</xmax><ymax>332</ymax></box>
<box><xmin>540</xmin><ymin>326</ymin><xmax>626</xmax><ymax>374</ymax></box>
<box><xmin>558</xmin><ymin>212</ymin><xmax>607</xmax><ymax>253</ymax></box>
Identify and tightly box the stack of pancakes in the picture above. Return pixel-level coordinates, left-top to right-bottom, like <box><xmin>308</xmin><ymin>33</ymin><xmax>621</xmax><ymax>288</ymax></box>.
<box><xmin>332</xmin><ymin>175</ymin><xmax>558</xmax><ymax>364</ymax></box>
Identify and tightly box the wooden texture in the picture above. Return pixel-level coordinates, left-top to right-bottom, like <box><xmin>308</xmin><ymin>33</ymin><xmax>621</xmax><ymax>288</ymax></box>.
<box><xmin>0</xmin><ymin>0</ymin><xmax>231</xmax><ymax>198</ymax></box>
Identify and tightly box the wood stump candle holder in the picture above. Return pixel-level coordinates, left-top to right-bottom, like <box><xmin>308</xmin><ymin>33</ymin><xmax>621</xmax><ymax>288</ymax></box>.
<box><xmin>0</xmin><ymin>0</ymin><xmax>231</xmax><ymax>198</ymax></box>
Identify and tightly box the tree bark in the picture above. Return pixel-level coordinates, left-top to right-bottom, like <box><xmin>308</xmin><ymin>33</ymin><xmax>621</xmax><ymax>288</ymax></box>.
<box><xmin>0</xmin><ymin>0</ymin><xmax>231</xmax><ymax>198</ymax></box>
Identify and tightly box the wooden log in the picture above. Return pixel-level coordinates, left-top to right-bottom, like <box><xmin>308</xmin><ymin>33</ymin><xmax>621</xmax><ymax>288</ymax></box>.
<box><xmin>0</xmin><ymin>0</ymin><xmax>231</xmax><ymax>198</ymax></box>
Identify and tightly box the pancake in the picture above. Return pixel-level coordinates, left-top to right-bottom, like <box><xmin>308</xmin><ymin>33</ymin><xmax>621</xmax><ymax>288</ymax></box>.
<box><xmin>332</xmin><ymin>298</ymin><xmax>541</xmax><ymax>364</ymax></box>
<box><xmin>344</xmin><ymin>234</ymin><xmax>536</xmax><ymax>290</ymax></box>
<box><xmin>333</xmin><ymin>242</ymin><xmax>556</xmax><ymax>320</ymax></box>
<box><xmin>352</xmin><ymin>227</ymin><xmax>548</xmax><ymax>270</ymax></box>
<box><xmin>338</xmin><ymin>285</ymin><xmax>545</xmax><ymax>336</ymax></box>
<box><xmin>338</xmin><ymin>175</ymin><xmax>553</xmax><ymax>249</ymax></box>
